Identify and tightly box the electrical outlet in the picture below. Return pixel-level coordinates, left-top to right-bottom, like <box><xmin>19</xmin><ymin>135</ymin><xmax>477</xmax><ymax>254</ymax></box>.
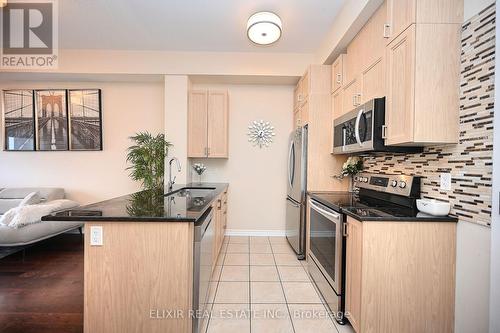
<box><xmin>440</xmin><ymin>173</ymin><xmax>452</xmax><ymax>191</ymax></box>
<box><xmin>90</xmin><ymin>226</ymin><xmax>103</xmax><ymax>246</ymax></box>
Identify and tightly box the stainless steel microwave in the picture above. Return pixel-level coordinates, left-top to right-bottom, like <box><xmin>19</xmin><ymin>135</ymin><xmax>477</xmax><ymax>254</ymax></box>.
<box><xmin>332</xmin><ymin>98</ymin><xmax>422</xmax><ymax>155</ymax></box>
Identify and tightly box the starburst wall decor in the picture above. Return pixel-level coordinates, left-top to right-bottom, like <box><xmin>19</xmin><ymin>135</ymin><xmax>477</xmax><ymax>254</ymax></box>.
<box><xmin>247</xmin><ymin>120</ymin><xmax>276</xmax><ymax>148</ymax></box>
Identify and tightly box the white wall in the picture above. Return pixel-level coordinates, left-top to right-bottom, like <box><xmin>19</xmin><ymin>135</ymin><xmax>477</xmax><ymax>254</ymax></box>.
<box><xmin>164</xmin><ymin>75</ymin><xmax>189</xmax><ymax>184</ymax></box>
<box><xmin>190</xmin><ymin>84</ymin><xmax>293</xmax><ymax>234</ymax></box>
<box><xmin>0</xmin><ymin>81</ymin><xmax>165</xmax><ymax>204</ymax></box>
<box><xmin>455</xmin><ymin>222</ymin><xmax>491</xmax><ymax>333</ymax></box>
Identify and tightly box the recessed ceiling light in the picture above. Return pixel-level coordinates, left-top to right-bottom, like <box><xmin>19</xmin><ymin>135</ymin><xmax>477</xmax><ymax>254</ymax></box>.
<box><xmin>247</xmin><ymin>12</ymin><xmax>282</xmax><ymax>45</ymax></box>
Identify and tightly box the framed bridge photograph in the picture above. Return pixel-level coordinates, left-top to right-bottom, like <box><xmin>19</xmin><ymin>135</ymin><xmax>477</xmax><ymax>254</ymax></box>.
<box><xmin>2</xmin><ymin>90</ymin><xmax>36</xmax><ymax>151</ymax></box>
<box><xmin>35</xmin><ymin>90</ymin><xmax>69</xmax><ymax>151</ymax></box>
<box><xmin>68</xmin><ymin>89</ymin><xmax>103</xmax><ymax>151</ymax></box>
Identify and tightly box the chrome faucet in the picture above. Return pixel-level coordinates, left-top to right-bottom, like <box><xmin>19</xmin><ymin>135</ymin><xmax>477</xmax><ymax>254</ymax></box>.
<box><xmin>168</xmin><ymin>157</ymin><xmax>182</xmax><ymax>191</ymax></box>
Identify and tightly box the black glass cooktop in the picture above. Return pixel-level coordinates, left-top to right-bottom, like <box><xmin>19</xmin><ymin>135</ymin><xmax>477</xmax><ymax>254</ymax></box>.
<box><xmin>308</xmin><ymin>191</ymin><xmax>457</xmax><ymax>222</ymax></box>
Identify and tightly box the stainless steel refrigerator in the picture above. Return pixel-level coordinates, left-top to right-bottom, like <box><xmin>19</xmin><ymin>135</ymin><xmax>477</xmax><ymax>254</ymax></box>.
<box><xmin>285</xmin><ymin>125</ymin><xmax>307</xmax><ymax>259</ymax></box>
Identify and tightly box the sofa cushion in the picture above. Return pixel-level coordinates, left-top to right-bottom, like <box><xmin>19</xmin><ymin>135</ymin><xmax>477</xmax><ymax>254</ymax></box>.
<box><xmin>0</xmin><ymin>221</ymin><xmax>82</xmax><ymax>246</ymax></box>
<box><xmin>0</xmin><ymin>199</ymin><xmax>23</xmax><ymax>214</ymax></box>
<box><xmin>0</xmin><ymin>188</ymin><xmax>64</xmax><ymax>202</ymax></box>
<box><xmin>19</xmin><ymin>192</ymin><xmax>41</xmax><ymax>207</ymax></box>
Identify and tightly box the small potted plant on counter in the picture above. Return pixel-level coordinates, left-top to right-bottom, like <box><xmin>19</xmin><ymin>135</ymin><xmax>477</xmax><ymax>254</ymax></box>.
<box><xmin>192</xmin><ymin>163</ymin><xmax>207</xmax><ymax>184</ymax></box>
<box><xmin>341</xmin><ymin>156</ymin><xmax>363</xmax><ymax>192</ymax></box>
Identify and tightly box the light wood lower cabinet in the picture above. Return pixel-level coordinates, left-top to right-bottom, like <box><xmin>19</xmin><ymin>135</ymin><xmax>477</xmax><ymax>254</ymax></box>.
<box><xmin>84</xmin><ymin>222</ymin><xmax>194</xmax><ymax>333</ymax></box>
<box><xmin>345</xmin><ymin>218</ymin><xmax>363</xmax><ymax>333</ymax></box>
<box><xmin>344</xmin><ymin>216</ymin><xmax>456</xmax><ymax>333</ymax></box>
<box><xmin>212</xmin><ymin>189</ymin><xmax>228</xmax><ymax>266</ymax></box>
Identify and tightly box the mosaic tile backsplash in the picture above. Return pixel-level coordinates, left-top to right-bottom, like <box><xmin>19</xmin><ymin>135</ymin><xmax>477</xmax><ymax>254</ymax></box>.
<box><xmin>362</xmin><ymin>4</ymin><xmax>495</xmax><ymax>227</ymax></box>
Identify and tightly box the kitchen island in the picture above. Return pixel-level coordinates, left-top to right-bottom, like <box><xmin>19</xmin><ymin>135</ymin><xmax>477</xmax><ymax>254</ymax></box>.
<box><xmin>42</xmin><ymin>183</ymin><xmax>229</xmax><ymax>333</ymax></box>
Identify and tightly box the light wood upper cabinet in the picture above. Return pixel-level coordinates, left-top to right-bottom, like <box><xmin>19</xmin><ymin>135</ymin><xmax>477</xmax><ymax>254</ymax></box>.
<box><xmin>207</xmin><ymin>91</ymin><xmax>229</xmax><ymax>158</ymax></box>
<box><xmin>300</xmin><ymin>100</ymin><xmax>309</xmax><ymax>126</ymax></box>
<box><xmin>342</xmin><ymin>77</ymin><xmax>362</xmax><ymax>115</ymax></box>
<box><xmin>293</xmin><ymin>65</ymin><xmax>331</xmax><ymax>128</ymax></box>
<box><xmin>385</xmin><ymin>23</ymin><xmax>460</xmax><ymax>145</ymax></box>
<box><xmin>345</xmin><ymin>217</ymin><xmax>362</xmax><ymax>333</ymax></box>
<box><xmin>386</xmin><ymin>25</ymin><xmax>415</xmax><ymax>145</ymax></box>
<box><xmin>331</xmin><ymin>88</ymin><xmax>343</xmax><ymax>120</ymax></box>
<box><xmin>188</xmin><ymin>90</ymin><xmax>209</xmax><ymax>158</ymax></box>
<box><xmin>188</xmin><ymin>90</ymin><xmax>229</xmax><ymax>158</ymax></box>
<box><xmin>331</xmin><ymin>54</ymin><xmax>346</xmax><ymax>93</ymax></box>
<box><xmin>385</xmin><ymin>0</ymin><xmax>464</xmax><ymax>43</ymax></box>
<box><xmin>361</xmin><ymin>57</ymin><xmax>385</xmax><ymax>104</ymax></box>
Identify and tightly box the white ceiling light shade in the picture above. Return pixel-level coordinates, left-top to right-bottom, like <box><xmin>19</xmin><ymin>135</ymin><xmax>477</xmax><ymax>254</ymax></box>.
<box><xmin>247</xmin><ymin>11</ymin><xmax>282</xmax><ymax>45</ymax></box>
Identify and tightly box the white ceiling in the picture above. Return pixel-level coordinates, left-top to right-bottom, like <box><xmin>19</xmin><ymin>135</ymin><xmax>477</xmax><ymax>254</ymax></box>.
<box><xmin>59</xmin><ymin>0</ymin><xmax>346</xmax><ymax>53</ymax></box>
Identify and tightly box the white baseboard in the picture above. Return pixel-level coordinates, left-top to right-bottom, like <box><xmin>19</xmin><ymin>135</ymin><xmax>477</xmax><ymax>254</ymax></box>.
<box><xmin>225</xmin><ymin>229</ymin><xmax>286</xmax><ymax>237</ymax></box>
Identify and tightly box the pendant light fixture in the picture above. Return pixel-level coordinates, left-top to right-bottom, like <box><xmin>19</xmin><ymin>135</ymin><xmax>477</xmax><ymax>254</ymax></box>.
<box><xmin>247</xmin><ymin>12</ymin><xmax>282</xmax><ymax>45</ymax></box>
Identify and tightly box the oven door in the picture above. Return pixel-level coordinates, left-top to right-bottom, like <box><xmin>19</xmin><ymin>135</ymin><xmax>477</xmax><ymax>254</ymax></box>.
<box><xmin>333</xmin><ymin>100</ymin><xmax>374</xmax><ymax>154</ymax></box>
<box><xmin>308</xmin><ymin>199</ymin><xmax>343</xmax><ymax>294</ymax></box>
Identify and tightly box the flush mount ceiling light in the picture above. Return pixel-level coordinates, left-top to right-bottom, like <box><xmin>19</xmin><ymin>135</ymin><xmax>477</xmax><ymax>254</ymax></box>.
<box><xmin>247</xmin><ymin>11</ymin><xmax>282</xmax><ymax>45</ymax></box>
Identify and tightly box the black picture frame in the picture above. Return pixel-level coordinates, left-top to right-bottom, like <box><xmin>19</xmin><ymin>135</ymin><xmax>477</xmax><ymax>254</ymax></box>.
<box><xmin>68</xmin><ymin>89</ymin><xmax>103</xmax><ymax>151</ymax></box>
<box><xmin>34</xmin><ymin>89</ymin><xmax>69</xmax><ymax>151</ymax></box>
<box><xmin>2</xmin><ymin>90</ymin><xmax>36</xmax><ymax>151</ymax></box>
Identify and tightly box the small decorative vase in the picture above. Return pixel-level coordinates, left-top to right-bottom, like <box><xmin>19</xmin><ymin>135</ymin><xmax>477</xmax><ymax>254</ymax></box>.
<box><xmin>348</xmin><ymin>175</ymin><xmax>354</xmax><ymax>193</ymax></box>
<box><xmin>198</xmin><ymin>173</ymin><xmax>203</xmax><ymax>184</ymax></box>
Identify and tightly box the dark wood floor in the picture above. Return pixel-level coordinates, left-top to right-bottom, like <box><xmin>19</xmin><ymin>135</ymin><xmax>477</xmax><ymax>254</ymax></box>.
<box><xmin>0</xmin><ymin>233</ymin><xmax>84</xmax><ymax>333</ymax></box>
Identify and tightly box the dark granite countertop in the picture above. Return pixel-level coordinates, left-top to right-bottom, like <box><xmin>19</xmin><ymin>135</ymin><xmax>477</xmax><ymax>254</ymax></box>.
<box><xmin>308</xmin><ymin>191</ymin><xmax>458</xmax><ymax>222</ymax></box>
<box><xmin>41</xmin><ymin>183</ymin><xmax>229</xmax><ymax>223</ymax></box>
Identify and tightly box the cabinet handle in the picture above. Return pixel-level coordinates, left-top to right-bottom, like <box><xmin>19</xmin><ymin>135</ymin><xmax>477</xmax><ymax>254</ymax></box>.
<box><xmin>343</xmin><ymin>223</ymin><xmax>348</xmax><ymax>237</ymax></box>
<box><xmin>357</xmin><ymin>93</ymin><xmax>362</xmax><ymax>105</ymax></box>
<box><xmin>207</xmin><ymin>147</ymin><xmax>211</xmax><ymax>156</ymax></box>
<box><xmin>382</xmin><ymin>125</ymin><xmax>388</xmax><ymax>139</ymax></box>
<box><xmin>383</xmin><ymin>23</ymin><xmax>390</xmax><ymax>38</ymax></box>
<box><xmin>352</xmin><ymin>95</ymin><xmax>356</xmax><ymax>106</ymax></box>
<box><xmin>336</xmin><ymin>73</ymin><xmax>342</xmax><ymax>84</ymax></box>
<box><xmin>218</xmin><ymin>199</ymin><xmax>222</xmax><ymax>210</ymax></box>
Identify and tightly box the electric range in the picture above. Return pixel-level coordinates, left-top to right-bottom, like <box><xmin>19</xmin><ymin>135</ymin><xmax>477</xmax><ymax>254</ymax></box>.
<box><xmin>306</xmin><ymin>173</ymin><xmax>457</xmax><ymax>326</ymax></box>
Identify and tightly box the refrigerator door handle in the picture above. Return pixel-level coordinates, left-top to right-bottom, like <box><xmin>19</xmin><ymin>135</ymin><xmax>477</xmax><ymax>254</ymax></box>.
<box><xmin>286</xmin><ymin>197</ymin><xmax>300</xmax><ymax>208</ymax></box>
<box><xmin>288</xmin><ymin>141</ymin><xmax>295</xmax><ymax>188</ymax></box>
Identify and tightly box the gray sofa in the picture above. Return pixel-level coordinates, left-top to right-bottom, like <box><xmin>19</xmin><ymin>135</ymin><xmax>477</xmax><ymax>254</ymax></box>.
<box><xmin>0</xmin><ymin>188</ymin><xmax>82</xmax><ymax>246</ymax></box>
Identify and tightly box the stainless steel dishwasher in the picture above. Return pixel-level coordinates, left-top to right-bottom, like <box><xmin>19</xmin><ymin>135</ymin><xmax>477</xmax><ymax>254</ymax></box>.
<box><xmin>193</xmin><ymin>208</ymin><xmax>214</xmax><ymax>333</ymax></box>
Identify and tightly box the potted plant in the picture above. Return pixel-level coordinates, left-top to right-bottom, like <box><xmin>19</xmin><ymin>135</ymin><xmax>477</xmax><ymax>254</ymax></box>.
<box><xmin>126</xmin><ymin>132</ymin><xmax>172</xmax><ymax>191</ymax></box>
<box><xmin>341</xmin><ymin>156</ymin><xmax>363</xmax><ymax>192</ymax></box>
<box><xmin>192</xmin><ymin>163</ymin><xmax>207</xmax><ymax>184</ymax></box>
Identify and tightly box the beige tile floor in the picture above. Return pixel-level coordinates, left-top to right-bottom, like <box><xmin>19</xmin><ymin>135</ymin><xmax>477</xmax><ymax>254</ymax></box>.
<box><xmin>203</xmin><ymin>236</ymin><xmax>355</xmax><ymax>333</ymax></box>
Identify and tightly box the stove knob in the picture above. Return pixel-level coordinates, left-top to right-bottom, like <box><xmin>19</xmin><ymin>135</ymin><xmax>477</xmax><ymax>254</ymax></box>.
<box><xmin>354</xmin><ymin>176</ymin><xmax>359</xmax><ymax>182</ymax></box>
<box><xmin>399</xmin><ymin>181</ymin><xmax>407</xmax><ymax>189</ymax></box>
<box><xmin>391</xmin><ymin>180</ymin><xmax>398</xmax><ymax>187</ymax></box>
